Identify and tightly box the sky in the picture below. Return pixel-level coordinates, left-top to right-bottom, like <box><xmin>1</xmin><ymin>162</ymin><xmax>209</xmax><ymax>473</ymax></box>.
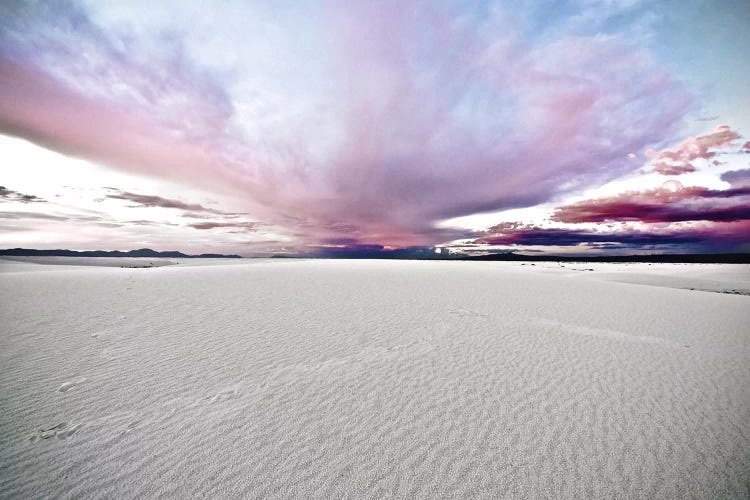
<box><xmin>1</xmin><ymin>0</ymin><xmax>749</xmax><ymax>256</ymax></box>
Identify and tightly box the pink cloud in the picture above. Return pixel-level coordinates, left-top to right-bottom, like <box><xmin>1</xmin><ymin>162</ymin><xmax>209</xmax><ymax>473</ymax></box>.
<box><xmin>646</xmin><ymin>125</ymin><xmax>742</xmax><ymax>175</ymax></box>
<box><xmin>0</xmin><ymin>58</ymin><xmax>239</xmax><ymax>192</ymax></box>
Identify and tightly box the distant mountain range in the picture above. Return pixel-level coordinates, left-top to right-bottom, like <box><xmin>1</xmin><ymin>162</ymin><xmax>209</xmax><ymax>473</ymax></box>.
<box><xmin>277</xmin><ymin>249</ymin><xmax>750</xmax><ymax>264</ymax></box>
<box><xmin>0</xmin><ymin>248</ymin><xmax>242</xmax><ymax>259</ymax></box>
<box><xmin>462</xmin><ymin>252</ymin><xmax>750</xmax><ymax>264</ymax></box>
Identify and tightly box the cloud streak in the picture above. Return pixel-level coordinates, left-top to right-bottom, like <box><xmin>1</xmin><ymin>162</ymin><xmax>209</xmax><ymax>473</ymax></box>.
<box><xmin>551</xmin><ymin>181</ymin><xmax>750</xmax><ymax>223</ymax></box>
<box><xmin>0</xmin><ymin>211</ymin><xmax>67</xmax><ymax>221</ymax></box>
<box><xmin>188</xmin><ymin>222</ymin><xmax>258</xmax><ymax>231</ymax></box>
<box><xmin>104</xmin><ymin>189</ymin><xmax>236</xmax><ymax>216</ymax></box>
<box><xmin>475</xmin><ymin>221</ymin><xmax>750</xmax><ymax>251</ymax></box>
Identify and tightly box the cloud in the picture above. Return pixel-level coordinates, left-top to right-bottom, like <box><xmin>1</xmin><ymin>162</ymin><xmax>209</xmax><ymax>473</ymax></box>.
<box><xmin>0</xmin><ymin>211</ymin><xmax>68</xmax><ymax>221</ymax></box>
<box><xmin>551</xmin><ymin>181</ymin><xmax>750</xmax><ymax>223</ymax></box>
<box><xmin>721</xmin><ymin>169</ymin><xmax>750</xmax><ymax>187</ymax></box>
<box><xmin>0</xmin><ymin>48</ymin><xmax>237</xmax><ymax>198</ymax></box>
<box><xmin>188</xmin><ymin>221</ymin><xmax>258</xmax><ymax>231</ymax></box>
<box><xmin>474</xmin><ymin>172</ymin><xmax>750</xmax><ymax>252</ymax></box>
<box><xmin>0</xmin><ymin>186</ymin><xmax>46</xmax><ymax>203</ymax></box>
<box><xmin>474</xmin><ymin>220</ymin><xmax>750</xmax><ymax>250</ymax></box>
<box><xmin>104</xmin><ymin>189</ymin><xmax>236</xmax><ymax>215</ymax></box>
<box><xmin>646</xmin><ymin>125</ymin><xmax>742</xmax><ymax>175</ymax></box>
<box><xmin>124</xmin><ymin>219</ymin><xmax>179</xmax><ymax>227</ymax></box>
<box><xmin>103</xmin><ymin>189</ymin><xmax>260</xmax><ymax>231</ymax></box>
<box><xmin>0</xmin><ymin>1</ymin><xmax>693</xmax><ymax>248</ymax></box>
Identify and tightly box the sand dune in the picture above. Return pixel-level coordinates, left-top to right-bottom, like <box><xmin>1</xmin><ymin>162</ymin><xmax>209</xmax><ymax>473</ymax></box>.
<box><xmin>1</xmin><ymin>259</ymin><xmax>748</xmax><ymax>498</ymax></box>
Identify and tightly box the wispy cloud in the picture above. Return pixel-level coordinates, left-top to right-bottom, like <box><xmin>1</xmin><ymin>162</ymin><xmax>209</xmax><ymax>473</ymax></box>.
<box><xmin>0</xmin><ymin>186</ymin><xmax>46</xmax><ymax>203</ymax></box>
<box><xmin>646</xmin><ymin>125</ymin><xmax>742</xmax><ymax>175</ymax></box>
<box><xmin>0</xmin><ymin>211</ymin><xmax>67</xmax><ymax>221</ymax></box>
<box><xmin>188</xmin><ymin>221</ymin><xmax>258</xmax><ymax>231</ymax></box>
<box><xmin>104</xmin><ymin>189</ymin><xmax>237</xmax><ymax>216</ymax></box>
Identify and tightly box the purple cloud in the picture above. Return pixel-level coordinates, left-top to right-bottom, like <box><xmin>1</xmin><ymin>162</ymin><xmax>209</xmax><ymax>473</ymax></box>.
<box><xmin>721</xmin><ymin>169</ymin><xmax>750</xmax><ymax>187</ymax></box>
<box><xmin>551</xmin><ymin>182</ymin><xmax>750</xmax><ymax>223</ymax></box>
<box><xmin>475</xmin><ymin>221</ymin><xmax>750</xmax><ymax>250</ymax></box>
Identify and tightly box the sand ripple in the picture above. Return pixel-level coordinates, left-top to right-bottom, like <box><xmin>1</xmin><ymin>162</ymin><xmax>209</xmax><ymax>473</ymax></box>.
<box><xmin>1</xmin><ymin>260</ymin><xmax>748</xmax><ymax>498</ymax></box>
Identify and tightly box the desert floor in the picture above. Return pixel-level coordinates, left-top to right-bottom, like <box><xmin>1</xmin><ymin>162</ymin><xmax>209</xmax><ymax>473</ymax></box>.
<box><xmin>1</xmin><ymin>258</ymin><xmax>748</xmax><ymax>498</ymax></box>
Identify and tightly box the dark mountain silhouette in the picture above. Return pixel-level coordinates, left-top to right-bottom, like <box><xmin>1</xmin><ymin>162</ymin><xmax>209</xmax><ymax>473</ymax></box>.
<box><xmin>0</xmin><ymin>248</ymin><xmax>242</xmax><ymax>259</ymax></box>
<box><xmin>278</xmin><ymin>248</ymin><xmax>750</xmax><ymax>263</ymax></box>
<box><xmin>462</xmin><ymin>252</ymin><xmax>750</xmax><ymax>264</ymax></box>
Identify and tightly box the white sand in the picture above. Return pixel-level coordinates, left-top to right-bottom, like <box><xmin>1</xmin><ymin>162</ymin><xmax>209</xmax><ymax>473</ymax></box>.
<box><xmin>0</xmin><ymin>256</ymin><xmax>177</xmax><ymax>268</ymax></box>
<box><xmin>1</xmin><ymin>259</ymin><xmax>748</xmax><ymax>498</ymax></box>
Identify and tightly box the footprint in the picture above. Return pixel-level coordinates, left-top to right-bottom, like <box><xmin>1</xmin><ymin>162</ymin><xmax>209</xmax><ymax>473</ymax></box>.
<box><xmin>58</xmin><ymin>378</ymin><xmax>86</xmax><ymax>393</ymax></box>
<box><xmin>449</xmin><ymin>307</ymin><xmax>489</xmax><ymax>319</ymax></box>
<box><xmin>56</xmin><ymin>424</ymin><xmax>81</xmax><ymax>439</ymax></box>
<box><xmin>40</xmin><ymin>423</ymin><xmax>66</xmax><ymax>439</ymax></box>
<box><xmin>29</xmin><ymin>422</ymin><xmax>81</xmax><ymax>442</ymax></box>
<box><xmin>385</xmin><ymin>340</ymin><xmax>425</xmax><ymax>352</ymax></box>
<box><xmin>122</xmin><ymin>420</ymin><xmax>142</xmax><ymax>433</ymax></box>
<box><xmin>210</xmin><ymin>388</ymin><xmax>239</xmax><ymax>403</ymax></box>
<box><xmin>531</xmin><ymin>317</ymin><xmax>681</xmax><ymax>347</ymax></box>
<box><xmin>100</xmin><ymin>348</ymin><xmax>116</xmax><ymax>361</ymax></box>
